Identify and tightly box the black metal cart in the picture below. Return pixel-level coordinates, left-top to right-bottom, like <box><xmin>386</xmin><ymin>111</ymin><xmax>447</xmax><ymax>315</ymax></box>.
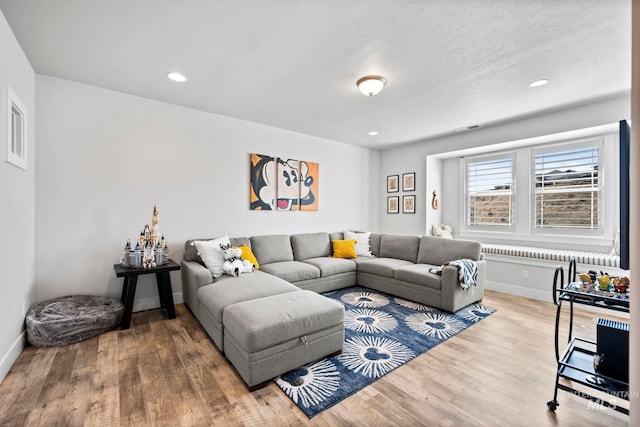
<box><xmin>547</xmin><ymin>260</ymin><xmax>630</xmax><ymax>415</ymax></box>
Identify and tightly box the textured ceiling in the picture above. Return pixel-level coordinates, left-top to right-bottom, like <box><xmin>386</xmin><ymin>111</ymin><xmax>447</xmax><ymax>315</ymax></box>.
<box><xmin>0</xmin><ymin>1</ymin><xmax>631</xmax><ymax>149</ymax></box>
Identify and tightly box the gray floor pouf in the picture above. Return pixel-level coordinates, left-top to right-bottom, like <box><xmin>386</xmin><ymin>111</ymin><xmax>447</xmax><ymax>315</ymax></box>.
<box><xmin>25</xmin><ymin>295</ymin><xmax>125</xmax><ymax>347</ymax></box>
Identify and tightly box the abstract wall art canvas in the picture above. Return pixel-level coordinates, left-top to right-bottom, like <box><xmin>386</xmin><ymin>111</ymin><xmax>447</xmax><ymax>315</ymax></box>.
<box><xmin>250</xmin><ymin>154</ymin><xmax>319</xmax><ymax>211</ymax></box>
<box><xmin>299</xmin><ymin>161</ymin><xmax>319</xmax><ymax>211</ymax></box>
<box><xmin>250</xmin><ymin>153</ymin><xmax>276</xmax><ymax>210</ymax></box>
<box><xmin>277</xmin><ymin>158</ymin><xmax>301</xmax><ymax>211</ymax></box>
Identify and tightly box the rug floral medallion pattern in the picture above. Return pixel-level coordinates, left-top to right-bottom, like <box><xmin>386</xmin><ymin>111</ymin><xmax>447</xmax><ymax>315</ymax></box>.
<box><xmin>275</xmin><ymin>286</ymin><xmax>495</xmax><ymax>418</ymax></box>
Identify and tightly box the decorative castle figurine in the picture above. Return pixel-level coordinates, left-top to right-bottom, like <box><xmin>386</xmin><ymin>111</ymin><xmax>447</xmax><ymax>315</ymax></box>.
<box><xmin>123</xmin><ymin>205</ymin><xmax>169</xmax><ymax>268</ymax></box>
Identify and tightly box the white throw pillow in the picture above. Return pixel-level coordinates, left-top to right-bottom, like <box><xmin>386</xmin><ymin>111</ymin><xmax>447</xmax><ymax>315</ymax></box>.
<box><xmin>432</xmin><ymin>224</ymin><xmax>453</xmax><ymax>239</ymax></box>
<box><xmin>344</xmin><ymin>230</ymin><xmax>372</xmax><ymax>257</ymax></box>
<box><xmin>192</xmin><ymin>235</ymin><xmax>230</xmax><ymax>278</ymax></box>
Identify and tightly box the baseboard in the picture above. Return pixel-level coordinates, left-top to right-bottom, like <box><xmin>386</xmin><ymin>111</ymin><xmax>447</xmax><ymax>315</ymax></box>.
<box><xmin>133</xmin><ymin>292</ymin><xmax>183</xmax><ymax>312</ymax></box>
<box><xmin>0</xmin><ymin>291</ymin><xmax>185</xmax><ymax>383</ymax></box>
<box><xmin>486</xmin><ymin>280</ymin><xmax>629</xmax><ymax>319</ymax></box>
<box><xmin>0</xmin><ymin>331</ymin><xmax>26</xmax><ymax>384</ymax></box>
<box><xmin>485</xmin><ymin>280</ymin><xmax>552</xmax><ymax>303</ymax></box>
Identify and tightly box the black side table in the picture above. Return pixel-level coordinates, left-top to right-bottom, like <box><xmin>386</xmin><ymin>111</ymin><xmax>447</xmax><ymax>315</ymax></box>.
<box><xmin>113</xmin><ymin>259</ymin><xmax>181</xmax><ymax>329</ymax></box>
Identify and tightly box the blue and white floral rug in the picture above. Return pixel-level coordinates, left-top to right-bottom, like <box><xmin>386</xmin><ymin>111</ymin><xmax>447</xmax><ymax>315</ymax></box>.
<box><xmin>274</xmin><ymin>286</ymin><xmax>495</xmax><ymax>418</ymax></box>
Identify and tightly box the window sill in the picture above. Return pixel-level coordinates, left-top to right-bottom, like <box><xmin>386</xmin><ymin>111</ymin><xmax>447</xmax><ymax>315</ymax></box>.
<box><xmin>459</xmin><ymin>230</ymin><xmax>614</xmax><ymax>253</ymax></box>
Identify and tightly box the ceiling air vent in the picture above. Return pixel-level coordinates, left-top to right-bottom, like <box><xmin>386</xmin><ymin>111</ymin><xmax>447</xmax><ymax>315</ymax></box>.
<box><xmin>453</xmin><ymin>124</ymin><xmax>481</xmax><ymax>133</ymax></box>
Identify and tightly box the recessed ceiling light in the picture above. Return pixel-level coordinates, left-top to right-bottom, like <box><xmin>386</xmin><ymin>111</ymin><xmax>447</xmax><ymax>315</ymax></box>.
<box><xmin>168</xmin><ymin>72</ymin><xmax>187</xmax><ymax>82</ymax></box>
<box><xmin>528</xmin><ymin>79</ymin><xmax>549</xmax><ymax>88</ymax></box>
<box><xmin>368</xmin><ymin>131</ymin><xmax>379</xmax><ymax>136</ymax></box>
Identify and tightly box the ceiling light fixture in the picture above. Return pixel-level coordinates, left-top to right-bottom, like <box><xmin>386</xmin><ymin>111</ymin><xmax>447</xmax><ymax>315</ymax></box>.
<box><xmin>368</xmin><ymin>131</ymin><xmax>379</xmax><ymax>136</ymax></box>
<box><xmin>357</xmin><ymin>75</ymin><xmax>387</xmax><ymax>96</ymax></box>
<box><xmin>168</xmin><ymin>72</ymin><xmax>187</xmax><ymax>83</ymax></box>
<box><xmin>528</xmin><ymin>79</ymin><xmax>549</xmax><ymax>88</ymax></box>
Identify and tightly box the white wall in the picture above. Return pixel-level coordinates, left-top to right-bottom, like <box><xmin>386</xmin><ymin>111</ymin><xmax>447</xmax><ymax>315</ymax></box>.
<box><xmin>35</xmin><ymin>75</ymin><xmax>379</xmax><ymax>310</ymax></box>
<box><xmin>380</xmin><ymin>95</ymin><xmax>630</xmax><ymax>303</ymax></box>
<box><xmin>379</xmin><ymin>95</ymin><xmax>631</xmax><ymax>235</ymax></box>
<box><xmin>425</xmin><ymin>156</ymin><xmax>442</xmax><ymax>234</ymax></box>
<box><xmin>438</xmin><ymin>127</ymin><xmax>619</xmax><ymax>253</ymax></box>
<box><xmin>0</xmin><ymin>10</ymin><xmax>36</xmax><ymax>381</ymax></box>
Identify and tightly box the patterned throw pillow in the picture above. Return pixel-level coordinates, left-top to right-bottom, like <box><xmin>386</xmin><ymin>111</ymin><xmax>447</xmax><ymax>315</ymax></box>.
<box><xmin>192</xmin><ymin>235</ymin><xmax>230</xmax><ymax>277</ymax></box>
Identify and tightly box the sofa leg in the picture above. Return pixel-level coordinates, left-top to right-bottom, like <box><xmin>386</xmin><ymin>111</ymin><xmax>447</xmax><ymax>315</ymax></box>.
<box><xmin>248</xmin><ymin>380</ymin><xmax>270</xmax><ymax>392</ymax></box>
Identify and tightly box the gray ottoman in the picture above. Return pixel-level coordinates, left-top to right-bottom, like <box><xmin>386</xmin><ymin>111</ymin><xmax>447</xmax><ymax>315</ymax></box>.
<box><xmin>26</xmin><ymin>295</ymin><xmax>124</xmax><ymax>347</ymax></box>
<box><xmin>197</xmin><ymin>270</ymin><xmax>300</xmax><ymax>352</ymax></box>
<box><xmin>223</xmin><ymin>290</ymin><xmax>344</xmax><ymax>389</ymax></box>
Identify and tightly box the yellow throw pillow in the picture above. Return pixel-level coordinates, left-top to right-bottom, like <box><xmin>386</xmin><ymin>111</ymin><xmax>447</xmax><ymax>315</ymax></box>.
<box><xmin>332</xmin><ymin>239</ymin><xmax>357</xmax><ymax>259</ymax></box>
<box><xmin>237</xmin><ymin>245</ymin><xmax>259</xmax><ymax>269</ymax></box>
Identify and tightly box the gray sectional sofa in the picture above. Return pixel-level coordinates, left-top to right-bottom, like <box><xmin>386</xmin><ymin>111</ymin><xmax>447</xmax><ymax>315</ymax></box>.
<box><xmin>181</xmin><ymin>231</ymin><xmax>485</xmax><ymax>388</ymax></box>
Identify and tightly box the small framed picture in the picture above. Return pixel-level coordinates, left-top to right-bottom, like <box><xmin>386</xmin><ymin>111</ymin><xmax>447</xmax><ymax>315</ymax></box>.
<box><xmin>387</xmin><ymin>196</ymin><xmax>399</xmax><ymax>214</ymax></box>
<box><xmin>403</xmin><ymin>195</ymin><xmax>416</xmax><ymax>214</ymax></box>
<box><xmin>387</xmin><ymin>175</ymin><xmax>399</xmax><ymax>193</ymax></box>
<box><xmin>402</xmin><ymin>172</ymin><xmax>415</xmax><ymax>192</ymax></box>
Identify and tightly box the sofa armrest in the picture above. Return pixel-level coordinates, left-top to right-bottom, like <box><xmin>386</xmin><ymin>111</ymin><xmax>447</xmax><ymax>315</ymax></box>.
<box><xmin>181</xmin><ymin>260</ymin><xmax>213</xmax><ymax>317</ymax></box>
<box><xmin>440</xmin><ymin>260</ymin><xmax>486</xmax><ymax>312</ymax></box>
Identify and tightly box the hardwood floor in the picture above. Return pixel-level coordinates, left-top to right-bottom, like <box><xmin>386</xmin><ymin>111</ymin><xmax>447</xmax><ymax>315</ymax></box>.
<box><xmin>0</xmin><ymin>290</ymin><xmax>629</xmax><ymax>426</ymax></box>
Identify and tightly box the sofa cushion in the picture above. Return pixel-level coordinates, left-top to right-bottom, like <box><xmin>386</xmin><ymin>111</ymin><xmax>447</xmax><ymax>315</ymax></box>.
<box><xmin>230</xmin><ymin>237</ymin><xmax>251</xmax><ymax>248</ymax></box>
<box><xmin>417</xmin><ymin>235</ymin><xmax>482</xmax><ymax>266</ymax></box>
<box><xmin>331</xmin><ymin>239</ymin><xmax>357</xmax><ymax>259</ymax></box>
<box><xmin>260</xmin><ymin>261</ymin><xmax>320</xmax><ymax>282</ymax></box>
<box><xmin>356</xmin><ymin>257</ymin><xmax>414</xmax><ymax>278</ymax></box>
<box><xmin>291</xmin><ymin>232</ymin><xmax>331</xmax><ymax>260</ymax></box>
<box><xmin>185</xmin><ymin>238</ymin><xmax>207</xmax><ymax>263</ymax></box>
<box><xmin>250</xmin><ymin>234</ymin><xmax>294</xmax><ymax>265</ymax></box>
<box><xmin>379</xmin><ymin>234</ymin><xmax>420</xmax><ymax>263</ymax></box>
<box><xmin>329</xmin><ymin>231</ymin><xmax>343</xmax><ymax>242</ymax></box>
<box><xmin>369</xmin><ymin>233</ymin><xmax>382</xmax><ymax>257</ymax></box>
<box><xmin>302</xmin><ymin>257</ymin><xmax>357</xmax><ymax>277</ymax></box>
<box><xmin>197</xmin><ymin>270</ymin><xmax>298</xmax><ymax>323</ymax></box>
<box><xmin>350</xmin><ymin>256</ymin><xmax>377</xmax><ymax>266</ymax></box>
<box><xmin>394</xmin><ymin>264</ymin><xmax>443</xmax><ymax>290</ymax></box>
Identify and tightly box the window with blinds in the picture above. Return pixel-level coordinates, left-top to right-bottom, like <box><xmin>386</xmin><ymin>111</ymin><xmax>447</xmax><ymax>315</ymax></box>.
<box><xmin>534</xmin><ymin>144</ymin><xmax>600</xmax><ymax>229</ymax></box>
<box><xmin>466</xmin><ymin>154</ymin><xmax>514</xmax><ymax>227</ymax></box>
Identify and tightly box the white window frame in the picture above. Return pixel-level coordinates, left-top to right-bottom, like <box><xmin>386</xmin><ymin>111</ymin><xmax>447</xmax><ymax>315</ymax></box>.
<box><xmin>463</xmin><ymin>151</ymin><xmax>516</xmax><ymax>233</ymax></box>
<box><xmin>452</xmin><ymin>125</ymin><xmax>617</xmax><ymax>249</ymax></box>
<box><xmin>531</xmin><ymin>137</ymin><xmax>604</xmax><ymax>238</ymax></box>
<box><xmin>6</xmin><ymin>86</ymin><xmax>27</xmax><ymax>170</ymax></box>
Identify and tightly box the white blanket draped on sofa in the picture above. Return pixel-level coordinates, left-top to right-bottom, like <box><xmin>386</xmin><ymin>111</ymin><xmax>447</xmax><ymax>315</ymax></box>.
<box><xmin>430</xmin><ymin>259</ymin><xmax>478</xmax><ymax>290</ymax></box>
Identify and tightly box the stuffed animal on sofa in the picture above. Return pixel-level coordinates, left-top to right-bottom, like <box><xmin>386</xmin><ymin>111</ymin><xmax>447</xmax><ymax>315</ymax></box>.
<box><xmin>432</xmin><ymin>224</ymin><xmax>453</xmax><ymax>239</ymax></box>
<box><xmin>220</xmin><ymin>243</ymin><xmax>255</xmax><ymax>277</ymax></box>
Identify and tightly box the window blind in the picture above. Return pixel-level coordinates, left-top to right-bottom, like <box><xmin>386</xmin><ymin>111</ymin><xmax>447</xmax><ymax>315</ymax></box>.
<box><xmin>466</xmin><ymin>156</ymin><xmax>513</xmax><ymax>227</ymax></box>
<box><xmin>534</xmin><ymin>145</ymin><xmax>599</xmax><ymax>229</ymax></box>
